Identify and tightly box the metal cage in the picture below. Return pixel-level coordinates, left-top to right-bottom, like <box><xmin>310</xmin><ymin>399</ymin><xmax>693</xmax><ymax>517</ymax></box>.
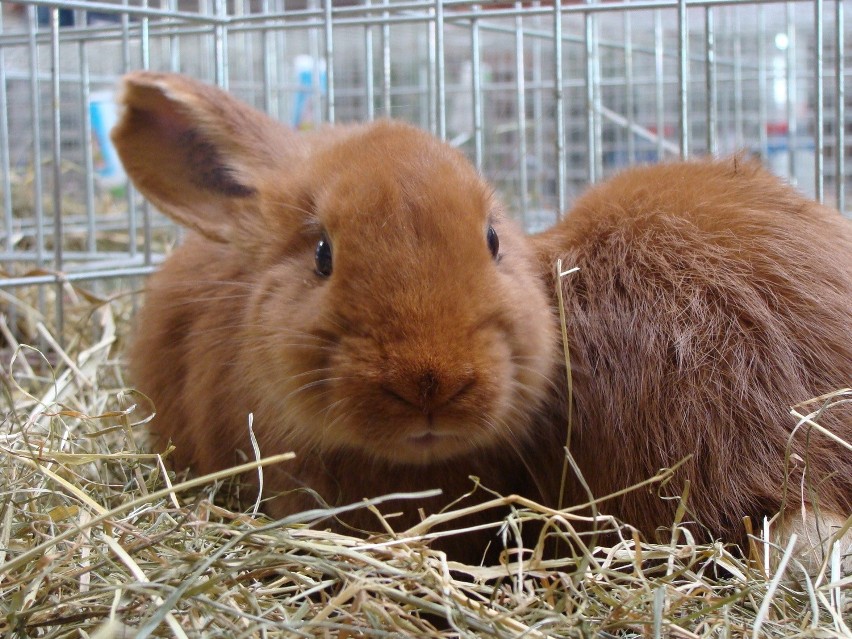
<box><xmin>1</xmin><ymin>0</ymin><xmax>850</xmax><ymax>340</ymax></box>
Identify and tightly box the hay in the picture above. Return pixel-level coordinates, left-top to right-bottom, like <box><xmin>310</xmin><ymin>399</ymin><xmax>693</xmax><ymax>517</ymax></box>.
<box><xmin>1</xmin><ymin>288</ymin><xmax>850</xmax><ymax>638</ymax></box>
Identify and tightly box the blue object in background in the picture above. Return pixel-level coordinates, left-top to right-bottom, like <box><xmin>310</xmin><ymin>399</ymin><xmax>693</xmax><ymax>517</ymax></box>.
<box><xmin>89</xmin><ymin>91</ymin><xmax>126</xmax><ymax>189</ymax></box>
<box><xmin>292</xmin><ymin>55</ymin><xmax>327</xmax><ymax>129</ymax></box>
<box><xmin>37</xmin><ymin>8</ymin><xmax>119</xmax><ymax>26</ymax></box>
<box><xmin>37</xmin><ymin>7</ymin><xmax>74</xmax><ymax>26</ymax></box>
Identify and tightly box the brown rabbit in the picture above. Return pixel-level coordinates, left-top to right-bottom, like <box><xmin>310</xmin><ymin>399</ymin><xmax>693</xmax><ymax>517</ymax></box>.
<box><xmin>112</xmin><ymin>71</ymin><xmax>561</xmax><ymax>562</ymax></box>
<box><xmin>531</xmin><ymin>160</ymin><xmax>852</xmax><ymax>570</ymax></box>
<box><xmin>113</xmin><ymin>71</ymin><xmax>852</xmax><ymax>569</ymax></box>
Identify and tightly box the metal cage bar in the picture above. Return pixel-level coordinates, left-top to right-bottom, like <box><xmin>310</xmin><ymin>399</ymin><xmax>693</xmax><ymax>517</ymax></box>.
<box><xmin>1</xmin><ymin>0</ymin><xmax>850</xmax><ymax>337</ymax></box>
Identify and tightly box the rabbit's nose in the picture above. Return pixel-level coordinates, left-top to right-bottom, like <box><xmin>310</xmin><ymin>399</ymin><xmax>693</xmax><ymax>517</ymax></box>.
<box><xmin>382</xmin><ymin>366</ymin><xmax>476</xmax><ymax>415</ymax></box>
<box><xmin>417</xmin><ymin>369</ymin><xmax>440</xmax><ymax>407</ymax></box>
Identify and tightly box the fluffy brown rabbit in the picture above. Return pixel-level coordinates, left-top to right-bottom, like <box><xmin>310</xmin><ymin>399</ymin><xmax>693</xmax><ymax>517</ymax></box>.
<box><xmin>112</xmin><ymin>71</ymin><xmax>561</xmax><ymax>562</ymax></box>
<box><xmin>531</xmin><ymin>160</ymin><xmax>852</xmax><ymax>570</ymax></box>
<box><xmin>113</xmin><ymin>71</ymin><xmax>852</xmax><ymax>570</ymax></box>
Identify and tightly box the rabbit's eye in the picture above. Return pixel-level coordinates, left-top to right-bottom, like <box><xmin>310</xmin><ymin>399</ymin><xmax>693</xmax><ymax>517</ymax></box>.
<box><xmin>315</xmin><ymin>236</ymin><xmax>333</xmax><ymax>277</ymax></box>
<box><xmin>487</xmin><ymin>225</ymin><xmax>499</xmax><ymax>260</ymax></box>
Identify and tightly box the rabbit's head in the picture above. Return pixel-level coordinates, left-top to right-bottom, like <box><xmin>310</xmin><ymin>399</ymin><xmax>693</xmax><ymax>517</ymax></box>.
<box><xmin>112</xmin><ymin>72</ymin><xmax>557</xmax><ymax>467</ymax></box>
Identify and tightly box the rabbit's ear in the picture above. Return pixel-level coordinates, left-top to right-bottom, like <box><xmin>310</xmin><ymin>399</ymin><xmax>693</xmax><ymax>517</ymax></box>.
<box><xmin>111</xmin><ymin>71</ymin><xmax>302</xmax><ymax>244</ymax></box>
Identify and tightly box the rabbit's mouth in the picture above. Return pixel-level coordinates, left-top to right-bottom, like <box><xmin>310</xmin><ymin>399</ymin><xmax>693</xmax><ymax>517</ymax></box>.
<box><xmin>389</xmin><ymin>424</ymin><xmax>485</xmax><ymax>464</ymax></box>
<box><xmin>404</xmin><ymin>429</ymin><xmax>461</xmax><ymax>450</ymax></box>
<box><xmin>407</xmin><ymin>431</ymin><xmax>441</xmax><ymax>446</ymax></box>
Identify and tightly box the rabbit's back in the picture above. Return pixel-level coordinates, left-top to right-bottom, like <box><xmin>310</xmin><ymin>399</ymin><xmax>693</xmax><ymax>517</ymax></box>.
<box><xmin>534</xmin><ymin>158</ymin><xmax>852</xmax><ymax>545</ymax></box>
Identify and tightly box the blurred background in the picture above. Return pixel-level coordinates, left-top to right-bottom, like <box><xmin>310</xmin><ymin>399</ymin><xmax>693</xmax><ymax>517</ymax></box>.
<box><xmin>1</xmin><ymin>0</ymin><xmax>849</xmax><ymax>338</ymax></box>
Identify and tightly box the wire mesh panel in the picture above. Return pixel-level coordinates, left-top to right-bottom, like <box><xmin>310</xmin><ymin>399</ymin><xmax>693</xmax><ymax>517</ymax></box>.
<box><xmin>1</xmin><ymin>0</ymin><xmax>850</xmax><ymax>340</ymax></box>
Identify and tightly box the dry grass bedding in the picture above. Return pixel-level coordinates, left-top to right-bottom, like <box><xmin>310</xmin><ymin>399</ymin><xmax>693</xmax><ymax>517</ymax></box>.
<box><xmin>1</xmin><ymin>283</ymin><xmax>850</xmax><ymax>638</ymax></box>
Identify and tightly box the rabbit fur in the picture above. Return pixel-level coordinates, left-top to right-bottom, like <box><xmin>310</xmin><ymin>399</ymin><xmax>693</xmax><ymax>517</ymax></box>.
<box><xmin>112</xmin><ymin>71</ymin><xmax>852</xmax><ymax>569</ymax></box>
